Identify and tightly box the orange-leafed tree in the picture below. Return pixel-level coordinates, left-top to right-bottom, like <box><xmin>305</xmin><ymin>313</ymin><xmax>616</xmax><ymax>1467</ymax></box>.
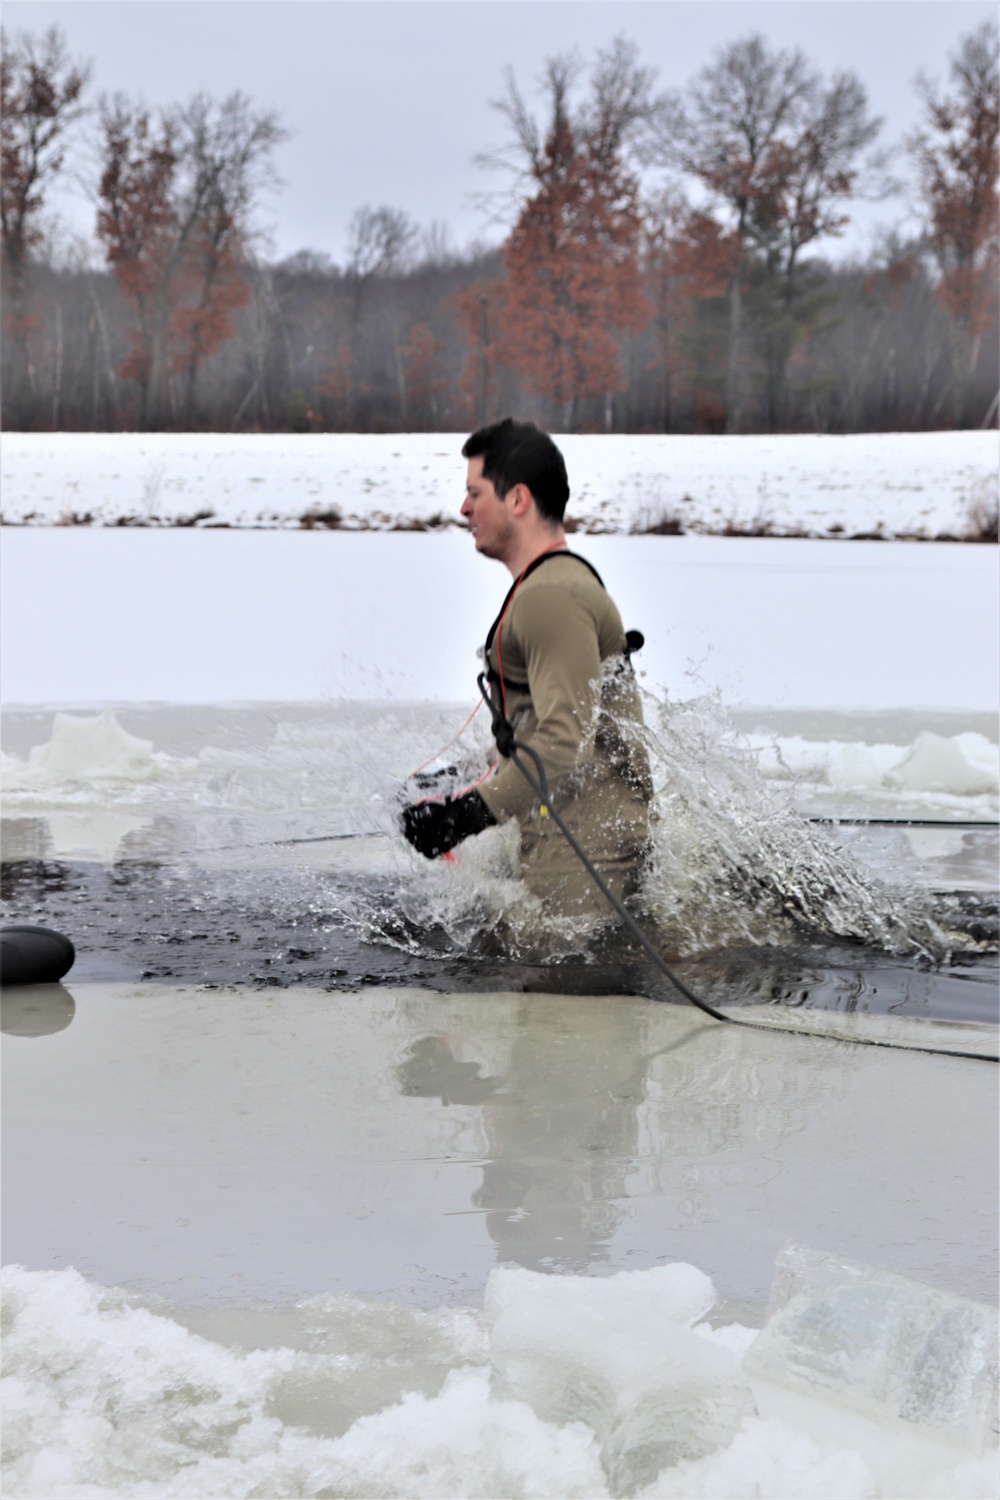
<box><xmin>642</xmin><ymin>196</ymin><xmax>738</xmax><ymax>430</ymax></box>
<box><xmin>911</xmin><ymin>21</ymin><xmax>999</xmax><ymax>426</ymax></box>
<box><xmin>478</xmin><ymin>40</ymin><xmax>658</xmax><ymax>430</ymax></box>
<box><xmin>97</xmin><ymin>90</ymin><xmax>284</xmax><ymax>428</ymax></box>
<box><xmin>97</xmin><ymin>101</ymin><xmax>178</xmax><ymax>420</ymax></box>
<box><xmin>1</xmin><ymin>26</ymin><xmax>89</xmax><ymax>427</ymax></box>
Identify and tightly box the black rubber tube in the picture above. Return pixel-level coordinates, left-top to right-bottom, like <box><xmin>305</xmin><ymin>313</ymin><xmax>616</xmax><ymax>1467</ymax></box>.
<box><xmin>0</xmin><ymin>926</ymin><xmax>75</xmax><ymax>988</ymax></box>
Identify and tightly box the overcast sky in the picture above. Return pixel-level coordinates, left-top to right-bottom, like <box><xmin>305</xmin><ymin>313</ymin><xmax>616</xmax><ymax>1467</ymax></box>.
<box><xmin>7</xmin><ymin>0</ymin><xmax>996</xmax><ymax>265</ymax></box>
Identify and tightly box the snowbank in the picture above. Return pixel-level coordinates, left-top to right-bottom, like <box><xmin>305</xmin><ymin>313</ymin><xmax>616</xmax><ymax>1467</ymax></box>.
<box><xmin>2</xmin><ymin>430</ymin><xmax>996</xmax><ymax>538</ymax></box>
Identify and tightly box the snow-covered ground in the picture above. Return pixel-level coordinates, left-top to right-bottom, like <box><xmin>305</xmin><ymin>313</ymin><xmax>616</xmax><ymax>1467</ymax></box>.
<box><xmin>2</xmin><ymin>431</ymin><xmax>997</xmax><ymax>538</ymax></box>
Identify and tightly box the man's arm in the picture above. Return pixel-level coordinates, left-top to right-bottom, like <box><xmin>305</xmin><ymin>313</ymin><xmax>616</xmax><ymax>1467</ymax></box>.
<box><xmin>478</xmin><ymin>586</ymin><xmax>601</xmax><ymax>823</ymax></box>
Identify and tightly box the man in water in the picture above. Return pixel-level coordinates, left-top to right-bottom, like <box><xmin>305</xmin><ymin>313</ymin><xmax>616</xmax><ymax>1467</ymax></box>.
<box><xmin>401</xmin><ymin>417</ymin><xmax>651</xmax><ymax>921</ymax></box>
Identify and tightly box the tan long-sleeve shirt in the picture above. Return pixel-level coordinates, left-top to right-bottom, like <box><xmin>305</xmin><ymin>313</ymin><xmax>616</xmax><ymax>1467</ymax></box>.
<box><xmin>477</xmin><ymin>553</ymin><xmax>650</xmax><ymax>830</ymax></box>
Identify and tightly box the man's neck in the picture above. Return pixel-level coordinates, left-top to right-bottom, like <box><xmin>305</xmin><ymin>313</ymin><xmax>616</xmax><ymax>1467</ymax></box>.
<box><xmin>502</xmin><ymin>525</ymin><xmax>567</xmax><ymax>579</ymax></box>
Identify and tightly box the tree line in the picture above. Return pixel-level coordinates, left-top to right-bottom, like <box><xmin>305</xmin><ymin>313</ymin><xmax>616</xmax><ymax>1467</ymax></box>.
<box><xmin>2</xmin><ymin>23</ymin><xmax>997</xmax><ymax>434</ymax></box>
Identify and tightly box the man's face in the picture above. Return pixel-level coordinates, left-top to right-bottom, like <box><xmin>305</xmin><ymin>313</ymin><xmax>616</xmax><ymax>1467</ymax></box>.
<box><xmin>461</xmin><ymin>457</ymin><xmax>514</xmax><ymax>561</ymax></box>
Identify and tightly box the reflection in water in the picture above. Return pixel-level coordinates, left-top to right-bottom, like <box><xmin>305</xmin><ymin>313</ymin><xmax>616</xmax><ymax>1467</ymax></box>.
<box><xmin>398</xmin><ymin>1035</ymin><xmax>503</xmax><ymax>1106</ymax></box>
<box><xmin>1</xmin><ymin>983</ymin><xmax>76</xmax><ymax>1036</ymax></box>
<box><xmin>2</xmin><ymin>982</ymin><xmax>994</xmax><ymax>1308</ymax></box>
<box><xmin>0</xmin><ymin>817</ymin><xmax>53</xmax><ymax>862</ymax></box>
<box><xmin>400</xmin><ymin>1011</ymin><xmax>640</xmax><ymax>1272</ymax></box>
<box><xmin>395</xmin><ymin>995</ymin><xmax>858</xmax><ymax>1288</ymax></box>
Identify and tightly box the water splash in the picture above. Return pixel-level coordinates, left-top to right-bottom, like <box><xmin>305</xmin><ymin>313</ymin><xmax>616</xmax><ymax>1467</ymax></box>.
<box><xmin>0</xmin><ymin>699</ymin><xmax>978</xmax><ymax>965</ymax></box>
<box><xmin>336</xmin><ymin>690</ymin><xmax>954</xmax><ymax>966</ymax></box>
<box><xmin>634</xmin><ymin>691</ymin><xmax>948</xmax><ymax>959</ymax></box>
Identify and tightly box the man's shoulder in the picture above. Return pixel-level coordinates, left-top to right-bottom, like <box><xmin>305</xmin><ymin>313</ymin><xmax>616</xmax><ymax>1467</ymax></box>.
<box><xmin>510</xmin><ymin>555</ymin><xmax>615</xmax><ymax>635</ymax></box>
<box><xmin>518</xmin><ymin>552</ymin><xmax>605</xmax><ymax>596</ymax></box>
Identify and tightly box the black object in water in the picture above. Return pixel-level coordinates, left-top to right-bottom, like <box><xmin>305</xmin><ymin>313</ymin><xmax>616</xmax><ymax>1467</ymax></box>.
<box><xmin>0</xmin><ymin>925</ymin><xmax>76</xmax><ymax>987</ymax></box>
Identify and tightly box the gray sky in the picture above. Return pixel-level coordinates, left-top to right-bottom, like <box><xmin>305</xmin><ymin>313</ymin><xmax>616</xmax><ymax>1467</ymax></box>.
<box><xmin>7</xmin><ymin>0</ymin><xmax>996</xmax><ymax>265</ymax></box>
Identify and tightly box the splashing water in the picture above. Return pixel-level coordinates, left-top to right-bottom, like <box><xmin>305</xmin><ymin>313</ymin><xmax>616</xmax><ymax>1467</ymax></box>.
<box><xmin>332</xmin><ymin>688</ymin><xmax>954</xmax><ymax>966</ymax></box>
<box><xmin>634</xmin><ymin>692</ymin><xmax>947</xmax><ymax>960</ymax></box>
<box><xmin>1</xmin><ymin>697</ymin><xmax>983</xmax><ymax>972</ymax></box>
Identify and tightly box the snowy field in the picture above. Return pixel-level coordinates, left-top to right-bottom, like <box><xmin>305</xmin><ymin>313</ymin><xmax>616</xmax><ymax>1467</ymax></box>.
<box><xmin>2</xmin><ymin>430</ymin><xmax>997</xmax><ymax>538</ymax></box>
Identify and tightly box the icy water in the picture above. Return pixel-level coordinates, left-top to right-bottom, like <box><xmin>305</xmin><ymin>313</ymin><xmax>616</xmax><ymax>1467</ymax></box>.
<box><xmin>2</xmin><ymin>698</ymin><xmax>998</xmax><ymax>1498</ymax></box>
<box><xmin>2</xmin><ymin>700</ymin><xmax>997</xmax><ymax>999</ymax></box>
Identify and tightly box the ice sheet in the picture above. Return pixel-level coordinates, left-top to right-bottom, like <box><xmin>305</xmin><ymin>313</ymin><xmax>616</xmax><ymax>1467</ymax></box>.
<box><xmin>486</xmin><ymin>1264</ymin><xmax>753</xmax><ymax>1492</ymax></box>
<box><xmin>2</xmin><ymin>531</ymin><xmax>998</xmax><ymax>710</ymax></box>
<box><xmin>744</xmin><ymin>1244</ymin><xmax>999</xmax><ymax>1491</ymax></box>
<box><xmin>2</xmin><ymin>983</ymin><xmax>995</xmax><ymax>1309</ymax></box>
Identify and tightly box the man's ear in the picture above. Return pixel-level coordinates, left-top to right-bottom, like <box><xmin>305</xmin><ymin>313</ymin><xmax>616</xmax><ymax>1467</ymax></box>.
<box><xmin>508</xmin><ymin>482</ymin><xmax>534</xmax><ymax>517</ymax></box>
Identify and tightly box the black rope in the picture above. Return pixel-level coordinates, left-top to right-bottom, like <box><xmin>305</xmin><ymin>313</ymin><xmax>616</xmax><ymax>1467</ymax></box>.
<box><xmin>805</xmin><ymin>817</ymin><xmax>997</xmax><ymax>829</ymax></box>
<box><xmin>476</xmin><ymin>674</ymin><xmax>998</xmax><ymax>1065</ymax></box>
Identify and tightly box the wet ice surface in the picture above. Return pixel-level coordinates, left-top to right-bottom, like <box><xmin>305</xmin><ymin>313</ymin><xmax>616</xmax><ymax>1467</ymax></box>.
<box><xmin>2</xmin><ymin>983</ymin><xmax>998</xmax><ymax>1498</ymax></box>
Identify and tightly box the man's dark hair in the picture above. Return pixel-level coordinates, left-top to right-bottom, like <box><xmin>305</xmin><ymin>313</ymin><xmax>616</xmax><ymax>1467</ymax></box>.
<box><xmin>462</xmin><ymin>417</ymin><xmax>569</xmax><ymax>523</ymax></box>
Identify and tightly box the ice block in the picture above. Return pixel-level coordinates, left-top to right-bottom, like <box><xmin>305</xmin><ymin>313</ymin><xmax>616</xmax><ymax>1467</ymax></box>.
<box><xmin>744</xmin><ymin>1242</ymin><xmax>999</xmax><ymax>1492</ymax></box>
<box><xmin>485</xmin><ymin>1263</ymin><xmax>753</xmax><ymax>1496</ymax></box>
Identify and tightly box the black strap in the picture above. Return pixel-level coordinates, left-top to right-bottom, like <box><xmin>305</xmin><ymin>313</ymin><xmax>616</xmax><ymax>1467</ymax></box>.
<box><xmin>483</xmin><ymin>550</ymin><xmax>606</xmax><ymax>666</ymax></box>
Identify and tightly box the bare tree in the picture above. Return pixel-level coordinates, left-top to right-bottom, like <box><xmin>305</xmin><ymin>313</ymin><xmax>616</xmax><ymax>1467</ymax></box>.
<box><xmin>346</xmin><ymin>204</ymin><xmax>417</xmax><ymax>284</ymax></box>
<box><xmin>97</xmin><ymin>90</ymin><xmax>284</xmax><ymax>427</ymax></box>
<box><xmin>345</xmin><ymin>204</ymin><xmax>417</xmax><ymax>418</ymax></box>
<box><xmin>651</xmin><ymin>34</ymin><xmax>883</xmax><ymax>429</ymax></box>
<box><xmin>476</xmin><ymin>36</ymin><xmax>660</xmax><ymax>206</ymax></box>
<box><xmin>583</xmin><ymin>35</ymin><xmax>662</xmax><ymax>170</ymax></box>
<box><xmin>1</xmin><ymin>25</ymin><xmax>90</xmax><ymax>426</ymax></box>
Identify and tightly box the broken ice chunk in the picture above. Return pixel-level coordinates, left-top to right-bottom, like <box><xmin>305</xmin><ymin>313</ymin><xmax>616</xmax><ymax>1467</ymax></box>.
<box><xmin>485</xmin><ymin>1264</ymin><xmax>753</xmax><ymax>1496</ymax></box>
<box><xmin>744</xmin><ymin>1243</ymin><xmax>999</xmax><ymax>1493</ymax></box>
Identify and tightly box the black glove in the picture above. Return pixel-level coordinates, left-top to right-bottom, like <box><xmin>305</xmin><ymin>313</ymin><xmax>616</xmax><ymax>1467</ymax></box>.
<box><xmin>400</xmin><ymin>789</ymin><xmax>496</xmax><ymax>859</ymax></box>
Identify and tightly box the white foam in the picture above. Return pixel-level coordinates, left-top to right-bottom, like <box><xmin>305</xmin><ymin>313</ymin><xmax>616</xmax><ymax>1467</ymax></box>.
<box><xmin>1</xmin><ymin>1264</ymin><xmax>602</xmax><ymax>1500</ymax></box>
<box><xmin>639</xmin><ymin>1417</ymin><xmax>879</xmax><ymax>1498</ymax></box>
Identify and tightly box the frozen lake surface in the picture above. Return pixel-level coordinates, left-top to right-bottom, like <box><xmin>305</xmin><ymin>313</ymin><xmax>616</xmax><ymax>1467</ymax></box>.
<box><xmin>2</xmin><ymin>530</ymin><xmax>998</xmax><ymax>708</ymax></box>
